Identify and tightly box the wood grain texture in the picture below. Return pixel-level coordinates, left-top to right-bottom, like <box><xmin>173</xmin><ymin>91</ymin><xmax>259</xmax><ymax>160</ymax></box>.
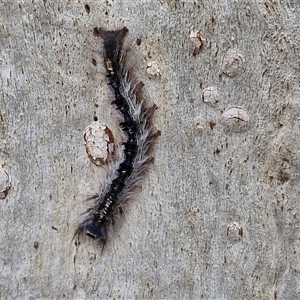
<box><xmin>0</xmin><ymin>0</ymin><xmax>299</xmax><ymax>299</ymax></box>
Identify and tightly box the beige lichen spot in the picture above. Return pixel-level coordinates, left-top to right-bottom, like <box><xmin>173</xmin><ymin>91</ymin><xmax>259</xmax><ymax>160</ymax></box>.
<box><xmin>194</xmin><ymin>116</ymin><xmax>205</xmax><ymax>131</ymax></box>
<box><xmin>84</xmin><ymin>121</ymin><xmax>114</xmax><ymax>166</ymax></box>
<box><xmin>0</xmin><ymin>168</ymin><xmax>11</xmax><ymax>199</ymax></box>
<box><xmin>221</xmin><ymin>49</ymin><xmax>244</xmax><ymax>77</ymax></box>
<box><xmin>202</xmin><ymin>86</ymin><xmax>219</xmax><ymax>106</ymax></box>
<box><xmin>227</xmin><ymin>222</ymin><xmax>243</xmax><ymax>242</ymax></box>
<box><xmin>147</xmin><ymin>61</ymin><xmax>161</xmax><ymax>79</ymax></box>
<box><xmin>222</xmin><ymin>106</ymin><xmax>250</xmax><ymax>132</ymax></box>
<box><xmin>189</xmin><ymin>30</ymin><xmax>204</xmax><ymax>55</ymax></box>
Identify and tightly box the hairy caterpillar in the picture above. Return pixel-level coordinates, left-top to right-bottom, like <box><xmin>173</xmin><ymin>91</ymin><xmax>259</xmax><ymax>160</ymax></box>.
<box><xmin>75</xmin><ymin>27</ymin><xmax>160</xmax><ymax>244</ymax></box>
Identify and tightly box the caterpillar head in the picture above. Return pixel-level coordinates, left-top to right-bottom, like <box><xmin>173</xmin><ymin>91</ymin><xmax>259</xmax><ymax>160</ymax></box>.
<box><xmin>85</xmin><ymin>219</ymin><xmax>111</xmax><ymax>241</ymax></box>
<box><xmin>74</xmin><ymin>219</ymin><xmax>111</xmax><ymax>244</ymax></box>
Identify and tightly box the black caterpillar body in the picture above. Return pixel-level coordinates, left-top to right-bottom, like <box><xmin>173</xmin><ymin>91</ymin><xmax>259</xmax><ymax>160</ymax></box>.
<box><xmin>75</xmin><ymin>27</ymin><xmax>160</xmax><ymax>244</ymax></box>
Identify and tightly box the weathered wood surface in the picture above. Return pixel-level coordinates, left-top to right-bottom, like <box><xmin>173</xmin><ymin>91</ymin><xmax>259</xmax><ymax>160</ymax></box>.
<box><xmin>0</xmin><ymin>1</ymin><xmax>299</xmax><ymax>299</ymax></box>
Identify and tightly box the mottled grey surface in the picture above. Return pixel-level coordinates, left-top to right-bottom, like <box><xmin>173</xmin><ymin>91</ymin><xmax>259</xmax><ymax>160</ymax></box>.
<box><xmin>0</xmin><ymin>0</ymin><xmax>299</xmax><ymax>299</ymax></box>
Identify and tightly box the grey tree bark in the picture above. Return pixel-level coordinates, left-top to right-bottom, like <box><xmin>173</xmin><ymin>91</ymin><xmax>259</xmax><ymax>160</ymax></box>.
<box><xmin>0</xmin><ymin>0</ymin><xmax>299</xmax><ymax>299</ymax></box>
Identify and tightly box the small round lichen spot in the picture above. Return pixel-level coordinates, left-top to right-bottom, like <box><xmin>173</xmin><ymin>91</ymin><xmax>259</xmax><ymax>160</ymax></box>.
<box><xmin>189</xmin><ymin>31</ymin><xmax>203</xmax><ymax>48</ymax></box>
<box><xmin>202</xmin><ymin>86</ymin><xmax>219</xmax><ymax>106</ymax></box>
<box><xmin>221</xmin><ymin>49</ymin><xmax>244</xmax><ymax>77</ymax></box>
<box><xmin>189</xmin><ymin>30</ymin><xmax>204</xmax><ymax>55</ymax></box>
<box><xmin>222</xmin><ymin>106</ymin><xmax>250</xmax><ymax>132</ymax></box>
<box><xmin>0</xmin><ymin>168</ymin><xmax>11</xmax><ymax>199</ymax></box>
<box><xmin>194</xmin><ymin>116</ymin><xmax>205</xmax><ymax>131</ymax></box>
<box><xmin>147</xmin><ymin>61</ymin><xmax>161</xmax><ymax>79</ymax></box>
<box><xmin>227</xmin><ymin>222</ymin><xmax>243</xmax><ymax>242</ymax></box>
<box><xmin>84</xmin><ymin>121</ymin><xmax>114</xmax><ymax>166</ymax></box>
